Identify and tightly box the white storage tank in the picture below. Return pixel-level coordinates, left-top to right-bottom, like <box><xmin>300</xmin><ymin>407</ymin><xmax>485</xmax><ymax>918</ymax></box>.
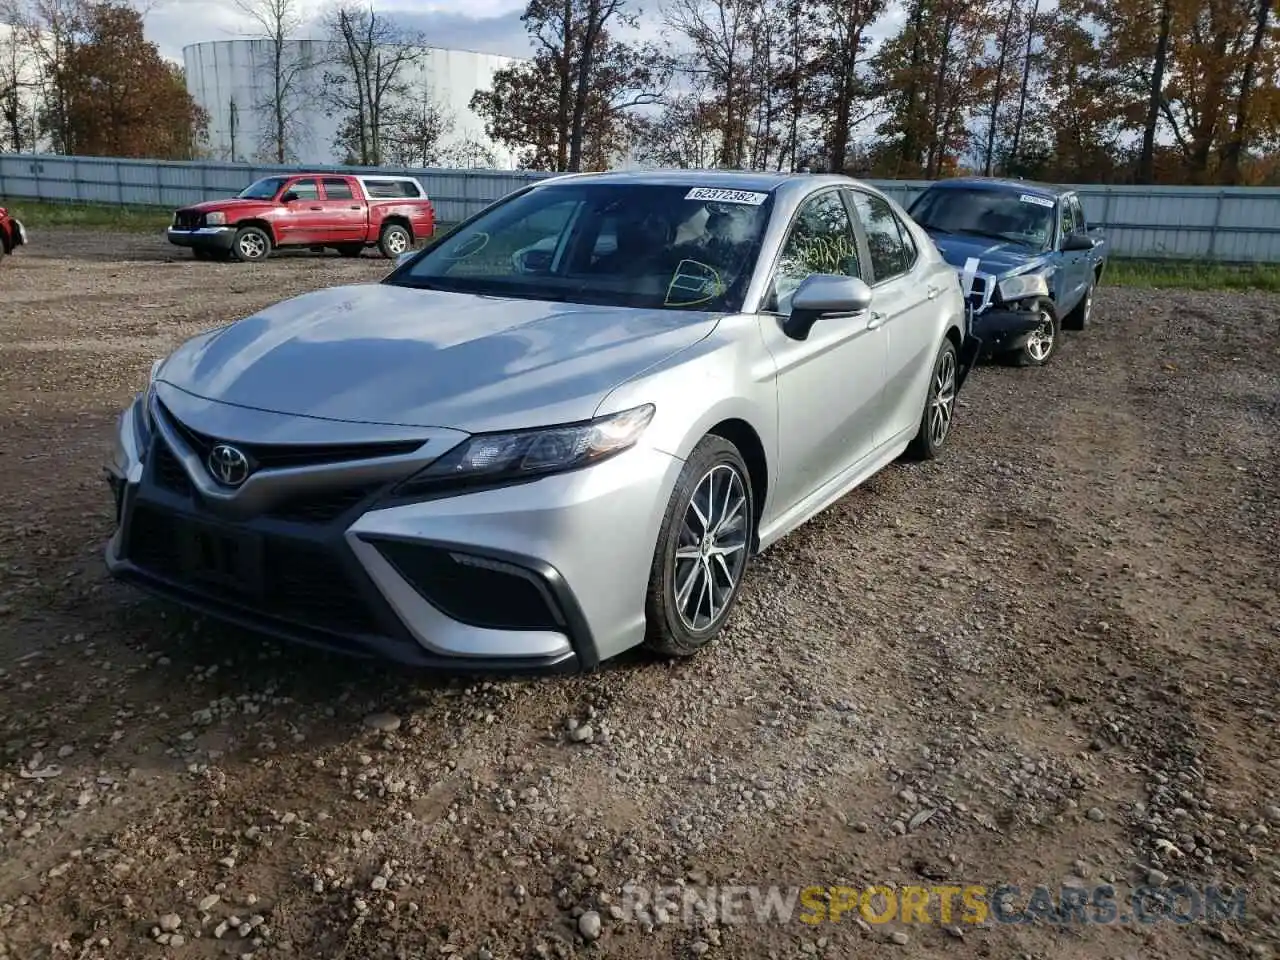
<box><xmin>182</xmin><ymin>39</ymin><xmax>524</xmax><ymax>168</ymax></box>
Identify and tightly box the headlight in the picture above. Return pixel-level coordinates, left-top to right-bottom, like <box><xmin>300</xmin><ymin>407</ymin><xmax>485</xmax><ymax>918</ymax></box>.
<box><xmin>393</xmin><ymin>404</ymin><xmax>656</xmax><ymax>497</ymax></box>
<box><xmin>205</xmin><ymin>211</ymin><xmax>227</xmax><ymax>226</ymax></box>
<box><xmin>996</xmin><ymin>273</ymin><xmax>1050</xmax><ymax>302</ymax></box>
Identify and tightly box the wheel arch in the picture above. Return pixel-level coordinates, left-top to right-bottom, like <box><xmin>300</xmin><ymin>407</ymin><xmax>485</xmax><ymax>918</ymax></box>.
<box><xmin>381</xmin><ymin>215</ymin><xmax>413</xmax><ymax>240</ymax></box>
<box><xmin>705</xmin><ymin>418</ymin><xmax>769</xmax><ymax>538</ymax></box>
<box><xmin>233</xmin><ymin>218</ymin><xmax>275</xmax><ymax>244</ymax></box>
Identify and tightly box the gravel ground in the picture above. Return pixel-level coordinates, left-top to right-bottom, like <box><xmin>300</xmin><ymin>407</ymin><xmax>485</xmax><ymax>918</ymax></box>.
<box><xmin>0</xmin><ymin>230</ymin><xmax>1277</xmax><ymax>960</ymax></box>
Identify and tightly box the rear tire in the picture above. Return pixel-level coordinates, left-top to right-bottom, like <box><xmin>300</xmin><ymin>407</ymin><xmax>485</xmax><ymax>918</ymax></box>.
<box><xmin>905</xmin><ymin>338</ymin><xmax>959</xmax><ymax>461</ymax></box>
<box><xmin>378</xmin><ymin>223</ymin><xmax>411</xmax><ymax>259</ymax></box>
<box><xmin>230</xmin><ymin>226</ymin><xmax>271</xmax><ymax>263</ymax></box>
<box><xmin>644</xmin><ymin>436</ymin><xmax>754</xmax><ymax>658</ymax></box>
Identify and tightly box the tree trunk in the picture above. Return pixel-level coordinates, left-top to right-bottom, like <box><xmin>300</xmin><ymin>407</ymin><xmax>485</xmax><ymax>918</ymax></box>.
<box><xmin>983</xmin><ymin>0</ymin><xmax>1020</xmax><ymax>176</ymax></box>
<box><xmin>1221</xmin><ymin>0</ymin><xmax>1273</xmax><ymax>184</ymax></box>
<box><xmin>568</xmin><ymin>0</ymin><xmax>603</xmax><ymax>171</ymax></box>
<box><xmin>899</xmin><ymin>0</ymin><xmax>926</xmax><ymax>173</ymax></box>
<box><xmin>1009</xmin><ymin>0</ymin><xmax>1039</xmax><ymax>165</ymax></box>
<box><xmin>1137</xmin><ymin>0</ymin><xmax>1173</xmax><ymax>183</ymax></box>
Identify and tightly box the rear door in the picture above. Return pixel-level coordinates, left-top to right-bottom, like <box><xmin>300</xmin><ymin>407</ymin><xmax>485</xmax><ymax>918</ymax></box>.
<box><xmin>320</xmin><ymin>177</ymin><xmax>367</xmax><ymax>243</ymax></box>
<box><xmin>844</xmin><ymin>189</ymin><xmax>938</xmax><ymax>443</ymax></box>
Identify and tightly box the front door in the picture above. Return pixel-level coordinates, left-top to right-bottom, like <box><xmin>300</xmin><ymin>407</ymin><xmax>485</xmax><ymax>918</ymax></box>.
<box><xmin>1058</xmin><ymin>194</ymin><xmax>1091</xmax><ymax>310</ymax></box>
<box><xmin>757</xmin><ymin>188</ymin><xmax>888</xmax><ymax>514</ymax></box>
<box><xmin>274</xmin><ymin>177</ymin><xmax>325</xmax><ymax>246</ymax></box>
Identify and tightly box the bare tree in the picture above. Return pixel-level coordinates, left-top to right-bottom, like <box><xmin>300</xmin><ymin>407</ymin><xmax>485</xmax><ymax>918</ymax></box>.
<box><xmin>322</xmin><ymin>4</ymin><xmax>424</xmax><ymax>166</ymax></box>
<box><xmin>234</xmin><ymin>0</ymin><xmax>314</xmax><ymax>163</ymax></box>
<box><xmin>380</xmin><ymin>83</ymin><xmax>453</xmax><ymax>166</ymax></box>
<box><xmin>1</xmin><ymin>3</ymin><xmax>40</xmax><ymax>151</ymax></box>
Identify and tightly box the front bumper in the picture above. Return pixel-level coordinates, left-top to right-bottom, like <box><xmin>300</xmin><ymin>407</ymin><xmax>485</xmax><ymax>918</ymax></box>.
<box><xmin>104</xmin><ymin>395</ymin><xmax>682</xmax><ymax>672</ymax></box>
<box><xmin>969</xmin><ymin>305</ymin><xmax>1042</xmax><ymax>353</ymax></box>
<box><xmin>166</xmin><ymin>226</ymin><xmax>236</xmax><ymax>251</ymax></box>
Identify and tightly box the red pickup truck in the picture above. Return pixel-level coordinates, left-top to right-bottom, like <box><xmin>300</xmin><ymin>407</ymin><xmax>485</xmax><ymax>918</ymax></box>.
<box><xmin>0</xmin><ymin>206</ymin><xmax>27</xmax><ymax>263</ymax></box>
<box><xmin>166</xmin><ymin>173</ymin><xmax>434</xmax><ymax>263</ymax></box>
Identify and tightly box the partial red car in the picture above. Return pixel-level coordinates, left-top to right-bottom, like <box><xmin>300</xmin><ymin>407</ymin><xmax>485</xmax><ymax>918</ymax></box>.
<box><xmin>0</xmin><ymin>206</ymin><xmax>27</xmax><ymax>262</ymax></box>
<box><xmin>166</xmin><ymin>173</ymin><xmax>434</xmax><ymax>263</ymax></box>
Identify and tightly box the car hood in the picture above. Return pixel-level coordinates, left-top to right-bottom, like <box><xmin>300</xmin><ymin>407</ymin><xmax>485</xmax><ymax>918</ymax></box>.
<box><xmin>926</xmin><ymin>231</ymin><xmax>1051</xmax><ymax>279</ymax></box>
<box><xmin>157</xmin><ymin>284</ymin><xmax>720</xmax><ymax>434</ymax></box>
<box><xmin>180</xmin><ymin>198</ymin><xmax>271</xmax><ymax>213</ymax></box>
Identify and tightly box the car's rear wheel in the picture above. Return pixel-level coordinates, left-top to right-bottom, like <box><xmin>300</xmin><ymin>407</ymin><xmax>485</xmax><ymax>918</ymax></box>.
<box><xmin>1006</xmin><ymin>299</ymin><xmax>1058</xmax><ymax>366</ymax></box>
<box><xmin>231</xmin><ymin>226</ymin><xmax>271</xmax><ymax>263</ymax></box>
<box><xmin>378</xmin><ymin>224</ymin><xmax>411</xmax><ymax>259</ymax></box>
<box><xmin>644</xmin><ymin>436</ymin><xmax>754</xmax><ymax>658</ymax></box>
<box><xmin>1063</xmin><ymin>282</ymin><xmax>1094</xmax><ymax>331</ymax></box>
<box><xmin>905</xmin><ymin>338</ymin><xmax>959</xmax><ymax>461</ymax></box>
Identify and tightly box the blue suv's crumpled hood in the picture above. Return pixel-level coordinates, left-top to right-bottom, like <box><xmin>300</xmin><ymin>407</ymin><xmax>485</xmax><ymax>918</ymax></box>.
<box><xmin>925</xmin><ymin>231</ymin><xmax>1051</xmax><ymax>279</ymax></box>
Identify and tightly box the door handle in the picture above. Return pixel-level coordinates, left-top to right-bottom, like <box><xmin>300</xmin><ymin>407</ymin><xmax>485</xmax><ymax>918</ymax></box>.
<box><xmin>308</xmin><ymin>205</ymin><xmax>322</xmax><ymax>210</ymax></box>
<box><xmin>867</xmin><ymin>311</ymin><xmax>886</xmax><ymax>330</ymax></box>
<box><xmin>349</xmin><ymin>205</ymin><xmax>361</xmax><ymax>210</ymax></box>
<box><xmin>926</xmin><ymin>285</ymin><xmax>940</xmax><ymax>300</ymax></box>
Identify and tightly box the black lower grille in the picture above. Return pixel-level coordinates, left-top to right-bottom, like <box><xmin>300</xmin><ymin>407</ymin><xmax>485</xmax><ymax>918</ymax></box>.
<box><xmin>268</xmin><ymin>484</ymin><xmax>379</xmax><ymax>524</ymax></box>
<box><xmin>152</xmin><ymin>442</ymin><xmax>192</xmax><ymax>496</ymax></box>
<box><xmin>372</xmin><ymin>539</ymin><xmax>561</xmax><ymax>631</ymax></box>
<box><xmin>126</xmin><ymin>504</ymin><xmax>380</xmax><ymax>635</ymax></box>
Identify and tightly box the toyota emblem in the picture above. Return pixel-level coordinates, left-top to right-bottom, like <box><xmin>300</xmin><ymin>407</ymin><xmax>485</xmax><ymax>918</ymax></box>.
<box><xmin>208</xmin><ymin>444</ymin><xmax>251</xmax><ymax>486</ymax></box>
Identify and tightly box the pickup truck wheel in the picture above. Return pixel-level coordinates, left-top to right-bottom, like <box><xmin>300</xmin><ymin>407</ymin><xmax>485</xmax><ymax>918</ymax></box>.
<box><xmin>231</xmin><ymin>226</ymin><xmax>271</xmax><ymax>263</ymax></box>
<box><xmin>1007</xmin><ymin>300</ymin><xmax>1059</xmax><ymax>367</ymax></box>
<box><xmin>378</xmin><ymin>224</ymin><xmax>411</xmax><ymax>259</ymax></box>
<box><xmin>905</xmin><ymin>338</ymin><xmax>958</xmax><ymax>461</ymax></box>
<box><xmin>337</xmin><ymin>244</ymin><xmax>364</xmax><ymax>258</ymax></box>
<box><xmin>1062</xmin><ymin>283</ymin><xmax>1093</xmax><ymax>331</ymax></box>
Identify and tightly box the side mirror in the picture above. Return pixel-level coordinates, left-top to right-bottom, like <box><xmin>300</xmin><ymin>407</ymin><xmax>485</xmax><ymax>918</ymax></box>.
<box><xmin>1062</xmin><ymin>233</ymin><xmax>1096</xmax><ymax>252</ymax></box>
<box><xmin>281</xmin><ymin>191</ymin><xmax>299</xmax><ymax>203</ymax></box>
<box><xmin>782</xmin><ymin>274</ymin><xmax>873</xmax><ymax>341</ymax></box>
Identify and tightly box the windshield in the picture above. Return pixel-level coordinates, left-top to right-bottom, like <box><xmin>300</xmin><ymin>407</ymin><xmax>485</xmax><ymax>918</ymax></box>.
<box><xmin>237</xmin><ymin>177</ymin><xmax>289</xmax><ymax>200</ymax></box>
<box><xmin>909</xmin><ymin>187</ymin><xmax>1055</xmax><ymax>249</ymax></box>
<box><xmin>386</xmin><ymin>183</ymin><xmax>775</xmax><ymax>311</ymax></box>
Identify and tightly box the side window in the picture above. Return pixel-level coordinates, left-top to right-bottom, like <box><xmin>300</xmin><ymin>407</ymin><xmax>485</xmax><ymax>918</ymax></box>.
<box><xmin>1060</xmin><ymin>198</ymin><xmax>1078</xmax><ymax>238</ymax></box>
<box><xmin>287</xmin><ymin>178</ymin><xmax>319</xmax><ymax>201</ymax></box>
<box><xmin>771</xmin><ymin>190</ymin><xmax>860</xmax><ymax>313</ymax></box>
<box><xmin>1069</xmin><ymin>195</ymin><xmax>1087</xmax><ymax>232</ymax></box>
<box><xmin>363</xmin><ymin>179</ymin><xmax>421</xmax><ymax>198</ymax></box>
<box><xmin>322</xmin><ymin>178</ymin><xmax>354</xmax><ymax>200</ymax></box>
<box><xmin>895</xmin><ymin>215</ymin><xmax>918</xmax><ymax>268</ymax></box>
<box><xmin>847</xmin><ymin>191</ymin><xmax>909</xmax><ymax>283</ymax></box>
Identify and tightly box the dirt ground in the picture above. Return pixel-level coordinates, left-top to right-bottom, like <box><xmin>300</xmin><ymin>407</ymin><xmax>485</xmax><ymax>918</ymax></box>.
<box><xmin>0</xmin><ymin>231</ymin><xmax>1277</xmax><ymax>960</ymax></box>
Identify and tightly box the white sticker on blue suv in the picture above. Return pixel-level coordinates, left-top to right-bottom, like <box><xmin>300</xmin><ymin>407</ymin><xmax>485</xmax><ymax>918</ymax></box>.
<box><xmin>684</xmin><ymin>187</ymin><xmax>768</xmax><ymax>205</ymax></box>
<box><xmin>1019</xmin><ymin>194</ymin><xmax>1055</xmax><ymax>207</ymax></box>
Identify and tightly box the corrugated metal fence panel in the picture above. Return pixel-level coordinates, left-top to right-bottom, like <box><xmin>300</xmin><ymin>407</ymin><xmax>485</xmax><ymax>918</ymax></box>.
<box><xmin>4</xmin><ymin>153</ymin><xmax>1280</xmax><ymax>261</ymax></box>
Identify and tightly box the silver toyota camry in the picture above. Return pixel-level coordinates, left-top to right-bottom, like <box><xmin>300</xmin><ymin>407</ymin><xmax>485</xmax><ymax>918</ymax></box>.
<box><xmin>105</xmin><ymin>171</ymin><xmax>973</xmax><ymax>671</ymax></box>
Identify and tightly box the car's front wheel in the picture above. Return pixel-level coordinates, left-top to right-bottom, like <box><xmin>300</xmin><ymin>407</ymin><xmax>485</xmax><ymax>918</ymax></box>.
<box><xmin>231</xmin><ymin>226</ymin><xmax>271</xmax><ymax>263</ymax></box>
<box><xmin>905</xmin><ymin>338</ymin><xmax>959</xmax><ymax>461</ymax></box>
<box><xmin>644</xmin><ymin>436</ymin><xmax>754</xmax><ymax>657</ymax></box>
<box><xmin>1007</xmin><ymin>299</ymin><xmax>1058</xmax><ymax>366</ymax></box>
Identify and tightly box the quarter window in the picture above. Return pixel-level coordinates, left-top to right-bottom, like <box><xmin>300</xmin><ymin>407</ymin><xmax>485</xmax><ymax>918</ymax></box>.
<box><xmin>322</xmin><ymin>178</ymin><xmax>354</xmax><ymax>200</ymax></box>
<box><xmin>771</xmin><ymin>190</ymin><xmax>860</xmax><ymax>314</ymax></box>
<box><xmin>847</xmin><ymin>191</ymin><xmax>910</xmax><ymax>283</ymax></box>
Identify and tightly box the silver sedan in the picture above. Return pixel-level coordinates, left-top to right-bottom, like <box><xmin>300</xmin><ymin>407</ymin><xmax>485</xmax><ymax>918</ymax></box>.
<box><xmin>105</xmin><ymin>171</ymin><xmax>972</xmax><ymax>671</ymax></box>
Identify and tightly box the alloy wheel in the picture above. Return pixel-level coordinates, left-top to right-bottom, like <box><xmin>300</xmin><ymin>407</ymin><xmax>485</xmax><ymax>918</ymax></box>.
<box><xmin>673</xmin><ymin>463</ymin><xmax>749</xmax><ymax>632</ymax></box>
<box><xmin>386</xmin><ymin>230</ymin><xmax>408</xmax><ymax>254</ymax></box>
<box><xmin>929</xmin><ymin>348</ymin><xmax>957</xmax><ymax>447</ymax></box>
<box><xmin>238</xmin><ymin>233</ymin><xmax>266</xmax><ymax>260</ymax></box>
<box><xmin>1025</xmin><ymin>309</ymin><xmax>1055</xmax><ymax>362</ymax></box>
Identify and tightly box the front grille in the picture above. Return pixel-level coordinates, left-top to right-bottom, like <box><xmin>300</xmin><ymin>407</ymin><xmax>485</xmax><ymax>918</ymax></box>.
<box><xmin>372</xmin><ymin>539</ymin><xmax>561</xmax><ymax>631</ymax></box>
<box><xmin>174</xmin><ymin>210</ymin><xmax>203</xmax><ymax>228</ymax></box>
<box><xmin>126</xmin><ymin>503</ymin><xmax>380</xmax><ymax>635</ymax></box>
<box><xmin>268</xmin><ymin>484</ymin><xmax>380</xmax><ymax>524</ymax></box>
<box><xmin>158</xmin><ymin>401</ymin><xmax>424</xmax><ymax>470</ymax></box>
<box><xmin>152</xmin><ymin>440</ymin><xmax>192</xmax><ymax>496</ymax></box>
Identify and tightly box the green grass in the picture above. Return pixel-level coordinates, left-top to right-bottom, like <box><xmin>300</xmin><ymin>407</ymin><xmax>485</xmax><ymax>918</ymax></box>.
<box><xmin>0</xmin><ymin>198</ymin><xmax>172</xmax><ymax>232</ymax></box>
<box><xmin>1107</xmin><ymin>258</ymin><xmax>1280</xmax><ymax>292</ymax></box>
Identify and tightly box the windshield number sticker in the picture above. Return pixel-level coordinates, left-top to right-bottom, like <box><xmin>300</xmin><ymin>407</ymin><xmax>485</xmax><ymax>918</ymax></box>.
<box><xmin>685</xmin><ymin>187</ymin><xmax>767</xmax><ymax>206</ymax></box>
<box><xmin>1019</xmin><ymin>193</ymin><xmax>1055</xmax><ymax>208</ymax></box>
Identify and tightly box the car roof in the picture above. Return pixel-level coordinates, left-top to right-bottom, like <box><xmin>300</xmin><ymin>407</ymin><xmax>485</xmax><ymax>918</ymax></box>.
<box><xmin>925</xmin><ymin>176</ymin><xmax>1068</xmax><ymax>199</ymax></box>
<box><xmin>534</xmin><ymin>169</ymin><xmax>857</xmax><ymax>193</ymax></box>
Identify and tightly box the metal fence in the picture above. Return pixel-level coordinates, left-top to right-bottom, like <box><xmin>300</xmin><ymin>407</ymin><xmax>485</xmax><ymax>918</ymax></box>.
<box><xmin>3</xmin><ymin>152</ymin><xmax>1279</xmax><ymax>262</ymax></box>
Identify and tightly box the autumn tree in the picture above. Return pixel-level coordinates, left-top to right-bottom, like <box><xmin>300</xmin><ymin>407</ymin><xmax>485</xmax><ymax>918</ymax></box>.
<box><xmin>58</xmin><ymin>1</ymin><xmax>206</xmax><ymax>158</ymax></box>
<box><xmin>234</xmin><ymin>0</ymin><xmax>314</xmax><ymax>163</ymax></box>
<box><xmin>470</xmin><ymin>0</ymin><xmax>666</xmax><ymax>171</ymax></box>
<box><xmin>322</xmin><ymin>5</ymin><xmax>423</xmax><ymax>166</ymax></box>
<box><xmin>810</xmin><ymin>0</ymin><xmax>888</xmax><ymax>172</ymax></box>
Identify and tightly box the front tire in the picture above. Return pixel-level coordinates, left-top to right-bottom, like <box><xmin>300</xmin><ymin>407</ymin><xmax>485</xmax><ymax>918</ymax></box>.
<box><xmin>644</xmin><ymin>436</ymin><xmax>754</xmax><ymax>658</ymax></box>
<box><xmin>378</xmin><ymin>223</ymin><xmax>411</xmax><ymax>259</ymax></box>
<box><xmin>230</xmin><ymin>226</ymin><xmax>271</xmax><ymax>263</ymax></box>
<box><xmin>1006</xmin><ymin>299</ymin><xmax>1059</xmax><ymax>366</ymax></box>
<box><xmin>905</xmin><ymin>338</ymin><xmax>959</xmax><ymax>461</ymax></box>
